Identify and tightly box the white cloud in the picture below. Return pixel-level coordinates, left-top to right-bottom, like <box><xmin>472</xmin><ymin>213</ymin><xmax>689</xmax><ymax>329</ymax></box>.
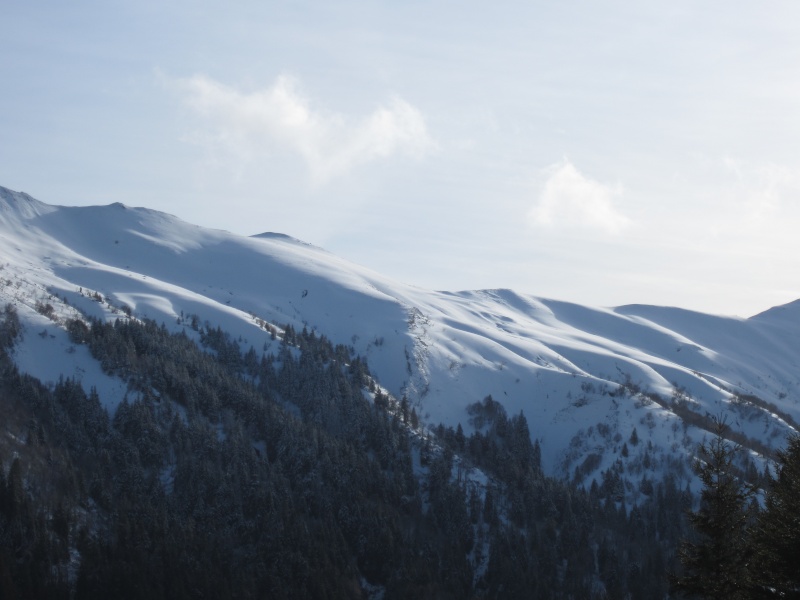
<box><xmin>173</xmin><ymin>74</ymin><xmax>436</xmax><ymax>183</ymax></box>
<box><xmin>722</xmin><ymin>157</ymin><xmax>799</xmax><ymax>222</ymax></box>
<box><xmin>528</xmin><ymin>160</ymin><xmax>631</xmax><ymax>234</ymax></box>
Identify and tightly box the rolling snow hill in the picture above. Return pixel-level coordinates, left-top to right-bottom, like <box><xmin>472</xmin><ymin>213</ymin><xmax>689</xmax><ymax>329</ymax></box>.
<box><xmin>2</xmin><ymin>184</ymin><xmax>798</xmax><ymax>485</ymax></box>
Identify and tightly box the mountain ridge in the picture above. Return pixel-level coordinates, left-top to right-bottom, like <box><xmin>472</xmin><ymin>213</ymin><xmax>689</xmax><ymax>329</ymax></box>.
<box><xmin>1</xmin><ymin>184</ymin><xmax>797</xmax><ymax>483</ymax></box>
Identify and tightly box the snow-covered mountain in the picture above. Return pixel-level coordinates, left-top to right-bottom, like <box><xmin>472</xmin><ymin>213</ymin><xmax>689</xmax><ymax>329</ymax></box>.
<box><xmin>2</xmin><ymin>184</ymin><xmax>798</xmax><ymax>483</ymax></box>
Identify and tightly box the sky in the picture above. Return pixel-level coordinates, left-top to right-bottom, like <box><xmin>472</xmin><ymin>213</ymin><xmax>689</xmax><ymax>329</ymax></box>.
<box><xmin>3</xmin><ymin>1</ymin><xmax>800</xmax><ymax>317</ymax></box>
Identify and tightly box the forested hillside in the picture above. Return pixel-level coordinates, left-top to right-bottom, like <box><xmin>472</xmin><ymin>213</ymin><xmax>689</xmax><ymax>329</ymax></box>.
<box><xmin>0</xmin><ymin>305</ymin><xmax>691</xmax><ymax>598</ymax></box>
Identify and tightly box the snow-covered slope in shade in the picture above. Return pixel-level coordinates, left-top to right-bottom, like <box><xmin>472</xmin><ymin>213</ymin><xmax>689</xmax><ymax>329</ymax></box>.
<box><xmin>1</xmin><ymin>185</ymin><xmax>798</xmax><ymax>482</ymax></box>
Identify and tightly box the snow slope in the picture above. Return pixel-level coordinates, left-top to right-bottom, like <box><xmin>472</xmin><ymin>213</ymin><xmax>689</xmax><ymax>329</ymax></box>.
<box><xmin>2</xmin><ymin>185</ymin><xmax>798</xmax><ymax>482</ymax></box>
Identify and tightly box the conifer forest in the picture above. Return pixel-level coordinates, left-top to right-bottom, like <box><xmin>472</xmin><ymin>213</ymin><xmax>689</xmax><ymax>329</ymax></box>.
<box><xmin>0</xmin><ymin>305</ymin><xmax>798</xmax><ymax>598</ymax></box>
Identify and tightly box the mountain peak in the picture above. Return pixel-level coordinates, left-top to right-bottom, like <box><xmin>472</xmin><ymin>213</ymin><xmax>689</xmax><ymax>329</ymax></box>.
<box><xmin>251</xmin><ymin>231</ymin><xmax>298</xmax><ymax>241</ymax></box>
<box><xmin>0</xmin><ymin>185</ymin><xmax>56</xmax><ymax>220</ymax></box>
<box><xmin>251</xmin><ymin>231</ymin><xmax>310</xmax><ymax>245</ymax></box>
<box><xmin>750</xmin><ymin>298</ymin><xmax>800</xmax><ymax>325</ymax></box>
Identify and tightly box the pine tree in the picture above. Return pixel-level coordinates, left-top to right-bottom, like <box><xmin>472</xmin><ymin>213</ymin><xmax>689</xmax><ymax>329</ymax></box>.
<box><xmin>673</xmin><ymin>419</ymin><xmax>755</xmax><ymax>599</ymax></box>
<box><xmin>752</xmin><ymin>434</ymin><xmax>800</xmax><ymax>599</ymax></box>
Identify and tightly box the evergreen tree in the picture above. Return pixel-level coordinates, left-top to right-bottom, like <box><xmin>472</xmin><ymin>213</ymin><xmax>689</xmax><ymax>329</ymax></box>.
<box><xmin>752</xmin><ymin>434</ymin><xmax>800</xmax><ymax>599</ymax></box>
<box><xmin>673</xmin><ymin>419</ymin><xmax>755</xmax><ymax>599</ymax></box>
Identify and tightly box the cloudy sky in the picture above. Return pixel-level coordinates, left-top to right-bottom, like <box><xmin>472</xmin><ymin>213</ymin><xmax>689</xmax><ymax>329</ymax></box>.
<box><xmin>3</xmin><ymin>1</ymin><xmax>800</xmax><ymax>316</ymax></box>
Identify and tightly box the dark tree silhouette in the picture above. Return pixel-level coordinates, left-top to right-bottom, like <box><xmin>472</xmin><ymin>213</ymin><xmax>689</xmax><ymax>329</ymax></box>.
<box><xmin>673</xmin><ymin>418</ymin><xmax>755</xmax><ymax>599</ymax></box>
<box><xmin>752</xmin><ymin>434</ymin><xmax>800</xmax><ymax>599</ymax></box>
